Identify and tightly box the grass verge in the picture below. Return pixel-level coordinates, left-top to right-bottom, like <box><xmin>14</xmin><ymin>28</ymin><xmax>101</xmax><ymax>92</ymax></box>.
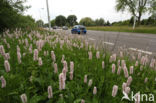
<box><xmin>87</xmin><ymin>26</ymin><xmax>156</xmax><ymax>34</ymax></box>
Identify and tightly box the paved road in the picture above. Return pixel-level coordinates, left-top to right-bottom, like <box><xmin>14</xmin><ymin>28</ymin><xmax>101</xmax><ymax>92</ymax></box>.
<box><xmin>54</xmin><ymin>29</ymin><xmax>156</xmax><ymax>56</ymax></box>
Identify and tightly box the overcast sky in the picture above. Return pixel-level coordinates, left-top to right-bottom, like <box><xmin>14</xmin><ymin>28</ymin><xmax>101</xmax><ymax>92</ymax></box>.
<box><xmin>24</xmin><ymin>0</ymin><xmax>149</xmax><ymax>23</ymax></box>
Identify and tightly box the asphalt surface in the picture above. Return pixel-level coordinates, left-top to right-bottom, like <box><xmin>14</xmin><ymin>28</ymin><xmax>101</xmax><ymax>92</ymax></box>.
<box><xmin>54</xmin><ymin>29</ymin><xmax>156</xmax><ymax>56</ymax></box>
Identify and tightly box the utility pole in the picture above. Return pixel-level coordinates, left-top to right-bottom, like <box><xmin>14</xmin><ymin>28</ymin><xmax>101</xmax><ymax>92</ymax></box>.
<box><xmin>46</xmin><ymin>0</ymin><xmax>51</xmax><ymax>30</ymax></box>
<box><xmin>133</xmin><ymin>16</ymin><xmax>136</xmax><ymax>30</ymax></box>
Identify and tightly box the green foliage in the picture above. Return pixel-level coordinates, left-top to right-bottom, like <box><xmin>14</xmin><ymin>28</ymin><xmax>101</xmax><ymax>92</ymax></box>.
<box><xmin>129</xmin><ymin>16</ymin><xmax>134</xmax><ymax>25</ymax></box>
<box><xmin>6</xmin><ymin>0</ymin><xmax>29</xmax><ymax>13</ymax></box>
<box><xmin>95</xmin><ymin>18</ymin><xmax>105</xmax><ymax>26</ymax></box>
<box><xmin>51</xmin><ymin>19</ymin><xmax>56</xmax><ymax>27</ymax></box>
<box><xmin>36</xmin><ymin>20</ymin><xmax>44</xmax><ymax>27</ymax></box>
<box><xmin>115</xmin><ymin>0</ymin><xmax>156</xmax><ymax>25</ymax></box>
<box><xmin>79</xmin><ymin>17</ymin><xmax>95</xmax><ymax>26</ymax></box>
<box><xmin>112</xmin><ymin>15</ymin><xmax>156</xmax><ymax>26</ymax></box>
<box><xmin>55</xmin><ymin>15</ymin><xmax>66</xmax><ymax>26</ymax></box>
<box><xmin>67</xmin><ymin>15</ymin><xmax>77</xmax><ymax>27</ymax></box>
<box><xmin>0</xmin><ymin>30</ymin><xmax>155</xmax><ymax>103</ymax></box>
<box><xmin>44</xmin><ymin>23</ymin><xmax>49</xmax><ymax>28</ymax></box>
<box><xmin>106</xmin><ymin>21</ymin><xmax>111</xmax><ymax>26</ymax></box>
<box><xmin>0</xmin><ymin>0</ymin><xmax>36</xmax><ymax>32</ymax></box>
<box><xmin>16</xmin><ymin>15</ymin><xmax>37</xmax><ymax>28</ymax></box>
<box><xmin>112</xmin><ymin>20</ymin><xmax>130</xmax><ymax>26</ymax></box>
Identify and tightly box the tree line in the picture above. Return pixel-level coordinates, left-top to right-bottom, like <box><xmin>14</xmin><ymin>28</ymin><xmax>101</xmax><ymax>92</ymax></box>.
<box><xmin>40</xmin><ymin>15</ymin><xmax>111</xmax><ymax>28</ymax></box>
<box><xmin>112</xmin><ymin>16</ymin><xmax>156</xmax><ymax>26</ymax></box>
<box><xmin>40</xmin><ymin>14</ymin><xmax>156</xmax><ymax>28</ymax></box>
<box><xmin>0</xmin><ymin>0</ymin><xmax>156</xmax><ymax>32</ymax></box>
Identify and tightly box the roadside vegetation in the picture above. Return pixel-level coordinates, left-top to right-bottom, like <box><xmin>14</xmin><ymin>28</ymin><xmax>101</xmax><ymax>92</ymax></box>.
<box><xmin>0</xmin><ymin>29</ymin><xmax>155</xmax><ymax>103</ymax></box>
<box><xmin>0</xmin><ymin>0</ymin><xmax>37</xmax><ymax>32</ymax></box>
<box><xmin>87</xmin><ymin>26</ymin><xmax>156</xmax><ymax>34</ymax></box>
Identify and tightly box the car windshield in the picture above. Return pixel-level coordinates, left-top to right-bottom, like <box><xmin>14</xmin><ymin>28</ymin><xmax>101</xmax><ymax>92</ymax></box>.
<box><xmin>79</xmin><ymin>26</ymin><xmax>85</xmax><ymax>29</ymax></box>
<box><xmin>78</xmin><ymin>25</ymin><xmax>85</xmax><ymax>30</ymax></box>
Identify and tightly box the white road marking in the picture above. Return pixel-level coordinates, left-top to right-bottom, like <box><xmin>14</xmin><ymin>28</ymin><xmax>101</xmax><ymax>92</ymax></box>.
<box><xmin>89</xmin><ymin>38</ymin><xmax>95</xmax><ymax>40</ymax></box>
<box><xmin>129</xmin><ymin>48</ymin><xmax>152</xmax><ymax>55</ymax></box>
<box><xmin>103</xmin><ymin>42</ymin><xmax>114</xmax><ymax>46</ymax></box>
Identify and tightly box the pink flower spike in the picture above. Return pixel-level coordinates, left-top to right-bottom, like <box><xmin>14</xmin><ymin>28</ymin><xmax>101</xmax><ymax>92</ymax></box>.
<box><xmin>20</xmin><ymin>93</ymin><xmax>27</xmax><ymax>103</ymax></box>
<box><xmin>48</xmin><ymin>86</ymin><xmax>53</xmax><ymax>99</ymax></box>
<box><xmin>117</xmin><ymin>66</ymin><xmax>121</xmax><ymax>75</ymax></box>
<box><xmin>123</xmin><ymin>66</ymin><xmax>129</xmax><ymax>78</ymax></box>
<box><xmin>59</xmin><ymin>73</ymin><xmax>65</xmax><ymax>90</ymax></box>
<box><xmin>88</xmin><ymin>79</ymin><xmax>93</xmax><ymax>87</ymax></box>
<box><xmin>112</xmin><ymin>85</ymin><xmax>118</xmax><ymax>97</ymax></box>
<box><xmin>122</xmin><ymin>82</ymin><xmax>127</xmax><ymax>92</ymax></box>
<box><xmin>112</xmin><ymin>64</ymin><xmax>116</xmax><ymax>74</ymax></box>
<box><xmin>69</xmin><ymin>72</ymin><xmax>73</xmax><ymax>80</ymax></box>
<box><xmin>38</xmin><ymin>57</ymin><xmax>43</xmax><ymax>66</ymax></box>
<box><xmin>88</xmin><ymin>51</ymin><xmax>92</xmax><ymax>60</ymax></box>
<box><xmin>144</xmin><ymin>77</ymin><xmax>148</xmax><ymax>83</ymax></box>
<box><xmin>54</xmin><ymin>63</ymin><xmax>58</xmax><ymax>73</ymax></box>
<box><xmin>33</xmin><ymin>49</ymin><xmax>38</xmax><ymax>61</ymax></box>
<box><xmin>96</xmin><ymin>51</ymin><xmax>100</xmax><ymax>59</ymax></box>
<box><xmin>126</xmin><ymin>76</ymin><xmax>133</xmax><ymax>86</ymax></box>
<box><xmin>81</xmin><ymin>99</ymin><xmax>85</xmax><ymax>103</ymax></box>
<box><xmin>93</xmin><ymin>86</ymin><xmax>97</xmax><ymax>95</ymax></box>
<box><xmin>51</xmin><ymin>51</ymin><xmax>56</xmax><ymax>62</ymax></box>
<box><xmin>0</xmin><ymin>76</ymin><xmax>6</xmax><ymax>88</ymax></box>
<box><xmin>70</xmin><ymin>61</ymin><xmax>74</xmax><ymax>73</ymax></box>
<box><xmin>102</xmin><ymin>61</ymin><xmax>105</xmax><ymax>69</ymax></box>
<box><xmin>4</xmin><ymin>60</ymin><xmax>10</xmax><ymax>72</ymax></box>
<box><xmin>130</xmin><ymin>66</ymin><xmax>134</xmax><ymax>74</ymax></box>
<box><xmin>84</xmin><ymin>75</ymin><xmax>87</xmax><ymax>83</ymax></box>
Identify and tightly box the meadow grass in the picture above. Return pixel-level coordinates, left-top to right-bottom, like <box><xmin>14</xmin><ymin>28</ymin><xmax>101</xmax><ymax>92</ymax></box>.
<box><xmin>87</xmin><ymin>26</ymin><xmax>156</xmax><ymax>34</ymax></box>
<box><xmin>0</xmin><ymin>29</ymin><xmax>155</xmax><ymax>103</ymax></box>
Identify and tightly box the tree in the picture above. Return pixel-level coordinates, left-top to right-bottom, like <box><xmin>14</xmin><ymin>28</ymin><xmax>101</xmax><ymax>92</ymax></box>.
<box><xmin>44</xmin><ymin>23</ymin><xmax>49</xmax><ymax>28</ymax></box>
<box><xmin>79</xmin><ymin>17</ymin><xmax>95</xmax><ymax>26</ymax></box>
<box><xmin>16</xmin><ymin>15</ymin><xmax>36</xmax><ymax>28</ymax></box>
<box><xmin>141</xmin><ymin>19</ymin><xmax>146</xmax><ymax>25</ymax></box>
<box><xmin>129</xmin><ymin>16</ymin><xmax>134</xmax><ymax>25</ymax></box>
<box><xmin>115</xmin><ymin>0</ymin><xmax>156</xmax><ymax>25</ymax></box>
<box><xmin>0</xmin><ymin>0</ymin><xmax>35</xmax><ymax>32</ymax></box>
<box><xmin>149</xmin><ymin>0</ymin><xmax>156</xmax><ymax>16</ymax></box>
<box><xmin>150</xmin><ymin>1</ymin><xmax>156</xmax><ymax>24</ymax></box>
<box><xmin>51</xmin><ymin>19</ymin><xmax>55</xmax><ymax>27</ymax></box>
<box><xmin>67</xmin><ymin>15</ymin><xmax>77</xmax><ymax>26</ymax></box>
<box><xmin>5</xmin><ymin>0</ymin><xmax>29</xmax><ymax>13</ymax></box>
<box><xmin>55</xmin><ymin>15</ymin><xmax>66</xmax><ymax>26</ymax></box>
<box><xmin>106</xmin><ymin>21</ymin><xmax>110</xmax><ymax>26</ymax></box>
<box><xmin>95</xmin><ymin>18</ymin><xmax>105</xmax><ymax>26</ymax></box>
<box><xmin>36</xmin><ymin>20</ymin><xmax>44</xmax><ymax>27</ymax></box>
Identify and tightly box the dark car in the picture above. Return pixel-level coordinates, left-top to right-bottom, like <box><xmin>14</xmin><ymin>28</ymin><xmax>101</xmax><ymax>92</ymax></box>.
<box><xmin>71</xmin><ymin>25</ymin><xmax>87</xmax><ymax>34</ymax></box>
<box><xmin>53</xmin><ymin>26</ymin><xmax>58</xmax><ymax>29</ymax></box>
<box><xmin>62</xmin><ymin>26</ymin><xmax>68</xmax><ymax>30</ymax></box>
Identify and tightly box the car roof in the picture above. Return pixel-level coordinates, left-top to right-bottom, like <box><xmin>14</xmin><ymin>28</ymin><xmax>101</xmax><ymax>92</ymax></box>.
<box><xmin>74</xmin><ymin>25</ymin><xmax>85</xmax><ymax>28</ymax></box>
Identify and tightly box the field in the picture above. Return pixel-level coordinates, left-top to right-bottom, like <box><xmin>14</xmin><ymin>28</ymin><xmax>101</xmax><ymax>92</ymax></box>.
<box><xmin>0</xmin><ymin>29</ymin><xmax>155</xmax><ymax>103</ymax></box>
<box><xmin>87</xmin><ymin>26</ymin><xmax>156</xmax><ymax>34</ymax></box>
